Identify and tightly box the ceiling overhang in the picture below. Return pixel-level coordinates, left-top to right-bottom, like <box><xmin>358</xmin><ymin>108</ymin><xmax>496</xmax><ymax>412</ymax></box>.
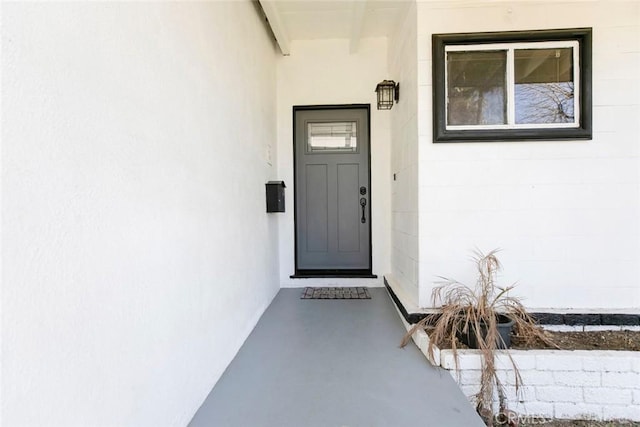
<box><xmin>258</xmin><ymin>0</ymin><xmax>410</xmax><ymax>56</ymax></box>
<box><xmin>260</xmin><ymin>0</ymin><xmax>291</xmax><ymax>55</ymax></box>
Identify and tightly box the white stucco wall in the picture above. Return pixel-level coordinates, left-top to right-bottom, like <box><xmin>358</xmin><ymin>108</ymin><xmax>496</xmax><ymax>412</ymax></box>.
<box><xmin>2</xmin><ymin>2</ymin><xmax>279</xmax><ymax>425</ymax></box>
<box><xmin>276</xmin><ymin>38</ymin><xmax>391</xmax><ymax>287</ymax></box>
<box><xmin>387</xmin><ymin>2</ymin><xmax>420</xmax><ymax>305</ymax></box>
<box><xmin>414</xmin><ymin>0</ymin><xmax>640</xmax><ymax>309</ymax></box>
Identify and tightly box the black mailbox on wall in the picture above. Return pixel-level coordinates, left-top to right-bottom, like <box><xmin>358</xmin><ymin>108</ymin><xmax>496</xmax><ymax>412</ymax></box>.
<box><xmin>265</xmin><ymin>181</ymin><xmax>286</xmax><ymax>213</ymax></box>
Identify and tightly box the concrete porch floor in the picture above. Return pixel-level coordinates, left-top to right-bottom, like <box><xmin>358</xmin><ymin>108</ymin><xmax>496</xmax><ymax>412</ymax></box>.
<box><xmin>189</xmin><ymin>288</ymin><xmax>484</xmax><ymax>427</ymax></box>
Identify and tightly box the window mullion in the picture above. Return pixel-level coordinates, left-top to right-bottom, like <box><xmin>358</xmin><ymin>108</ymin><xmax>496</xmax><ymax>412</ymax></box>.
<box><xmin>506</xmin><ymin>47</ymin><xmax>515</xmax><ymax>126</ymax></box>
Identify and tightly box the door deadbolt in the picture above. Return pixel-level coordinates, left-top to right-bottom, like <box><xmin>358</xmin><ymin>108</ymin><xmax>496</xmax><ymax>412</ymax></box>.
<box><xmin>359</xmin><ymin>186</ymin><xmax>367</xmax><ymax>195</ymax></box>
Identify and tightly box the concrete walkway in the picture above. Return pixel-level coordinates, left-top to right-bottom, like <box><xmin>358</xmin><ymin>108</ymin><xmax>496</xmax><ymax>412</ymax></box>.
<box><xmin>189</xmin><ymin>288</ymin><xmax>484</xmax><ymax>427</ymax></box>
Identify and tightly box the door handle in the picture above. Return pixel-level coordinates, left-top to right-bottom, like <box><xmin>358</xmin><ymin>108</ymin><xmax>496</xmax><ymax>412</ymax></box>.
<box><xmin>360</xmin><ymin>197</ymin><xmax>367</xmax><ymax>223</ymax></box>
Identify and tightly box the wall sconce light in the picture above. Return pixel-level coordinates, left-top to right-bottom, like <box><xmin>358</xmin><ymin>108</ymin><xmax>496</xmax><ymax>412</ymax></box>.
<box><xmin>375</xmin><ymin>80</ymin><xmax>399</xmax><ymax>110</ymax></box>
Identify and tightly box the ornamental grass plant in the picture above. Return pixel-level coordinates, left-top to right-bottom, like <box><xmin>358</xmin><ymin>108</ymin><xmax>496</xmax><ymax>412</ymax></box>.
<box><xmin>401</xmin><ymin>249</ymin><xmax>557</xmax><ymax>426</ymax></box>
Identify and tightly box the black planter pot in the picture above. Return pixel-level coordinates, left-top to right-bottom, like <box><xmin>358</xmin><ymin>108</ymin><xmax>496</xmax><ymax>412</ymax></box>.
<box><xmin>458</xmin><ymin>314</ymin><xmax>515</xmax><ymax>349</ymax></box>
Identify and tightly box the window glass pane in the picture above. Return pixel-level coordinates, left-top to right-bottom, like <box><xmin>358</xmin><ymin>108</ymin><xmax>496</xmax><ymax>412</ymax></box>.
<box><xmin>307</xmin><ymin>122</ymin><xmax>357</xmax><ymax>152</ymax></box>
<box><xmin>447</xmin><ymin>50</ymin><xmax>507</xmax><ymax>126</ymax></box>
<box><xmin>515</xmin><ymin>48</ymin><xmax>575</xmax><ymax>124</ymax></box>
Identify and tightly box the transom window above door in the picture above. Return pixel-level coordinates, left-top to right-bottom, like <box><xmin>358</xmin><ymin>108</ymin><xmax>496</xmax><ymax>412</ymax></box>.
<box><xmin>433</xmin><ymin>28</ymin><xmax>592</xmax><ymax>142</ymax></box>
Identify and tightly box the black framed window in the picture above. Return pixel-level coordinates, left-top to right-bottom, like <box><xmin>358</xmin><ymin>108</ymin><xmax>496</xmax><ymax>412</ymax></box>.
<box><xmin>433</xmin><ymin>28</ymin><xmax>592</xmax><ymax>142</ymax></box>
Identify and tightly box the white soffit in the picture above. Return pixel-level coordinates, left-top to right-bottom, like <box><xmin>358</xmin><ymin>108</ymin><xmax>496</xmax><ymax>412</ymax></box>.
<box><xmin>261</xmin><ymin>0</ymin><xmax>410</xmax><ymax>54</ymax></box>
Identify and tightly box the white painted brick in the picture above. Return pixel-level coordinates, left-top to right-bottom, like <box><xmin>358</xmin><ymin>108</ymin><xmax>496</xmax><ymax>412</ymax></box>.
<box><xmin>516</xmin><ymin>401</ymin><xmax>555</xmax><ymax>417</ymax></box>
<box><xmin>554</xmin><ymin>403</ymin><xmax>602</xmax><ymax>420</ymax></box>
<box><xmin>583</xmin><ymin>355</ymin><xmax>633</xmax><ymax>372</ymax></box>
<box><xmin>537</xmin><ymin>386</ymin><xmax>583</xmax><ymax>403</ymax></box>
<box><xmin>496</xmin><ymin>370</ymin><xmax>521</xmax><ymax>388</ymax></box>
<box><xmin>536</xmin><ymin>354</ymin><xmax>583</xmax><ymax>371</ymax></box>
<box><xmin>439</xmin><ymin>351</ymin><xmax>457</xmax><ymax>370</ymax></box>
<box><xmin>445</xmin><ymin>367</ymin><xmax>466</xmax><ymax>388</ymax></box>
<box><xmin>502</xmin><ymin>384</ymin><xmax>533</xmax><ymax>404</ymax></box>
<box><xmin>544</xmin><ymin>325</ymin><xmax>584</xmax><ymax>332</ymax></box>
<box><xmin>601</xmin><ymin>371</ymin><xmax>640</xmax><ymax>388</ymax></box>
<box><xmin>458</xmin><ymin>369</ymin><xmax>482</xmax><ymax>386</ymax></box>
<box><xmin>514</xmin><ymin>385</ymin><xmax>536</xmax><ymax>404</ymax></box>
<box><xmin>460</xmin><ymin>385</ymin><xmax>480</xmax><ymax>399</ymax></box>
<box><xmin>584</xmin><ymin>387</ymin><xmax>633</xmax><ymax>405</ymax></box>
<box><xmin>411</xmin><ymin>328</ymin><xmax>440</xmax><ymax>366</ymax></box>
<box><xmin>519</xmin><ymin>370</ymin><xmax>555</xmax><ymax>386</ymax></box>
<box><xmin>440</xmin><ymin>351</ymin><xmax>483</xmax><ymax>370</ymax></box>
<box><xmin>553</xmin><ymin>371</ymin><xmax>601</xmax><ymax>387</ymax></box>
<box><xmin>432</xmin><ymin>348</ymin><xmax>640</xmax><ymax>423</ymax></box>
<box><xmin>602</xmin><ymin>404</ymin><xmax>640</xmax><ymax>422</ymax></box>
<box><xmin>496</xmin><ymin>353</ymin><xmax>536</xmax><ymax>371</ymax></box>
<box><xmin>414</xmin><ymin>330</ymin><xmax>428</xmax><ymax>349</ymax></box>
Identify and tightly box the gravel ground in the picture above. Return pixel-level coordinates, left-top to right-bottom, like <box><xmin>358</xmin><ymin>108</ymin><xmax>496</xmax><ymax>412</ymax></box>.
<box><xmin>512</xmin><ymin>330</ymin><xmax>640</xmax><ymax>351</ymax></box>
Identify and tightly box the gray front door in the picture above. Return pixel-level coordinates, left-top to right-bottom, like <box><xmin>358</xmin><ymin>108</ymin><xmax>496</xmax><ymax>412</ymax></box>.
<box><xmin>294</xmin><ymin>106</ymin><xmax>371</xmax><ymax>274</ymax></box>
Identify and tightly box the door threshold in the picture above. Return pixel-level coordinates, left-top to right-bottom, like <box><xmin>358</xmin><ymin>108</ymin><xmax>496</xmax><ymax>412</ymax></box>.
<box><xmin>291</xmin><ymin>271</ymin><xmax>377</xmax><ymax>279</ymax></box>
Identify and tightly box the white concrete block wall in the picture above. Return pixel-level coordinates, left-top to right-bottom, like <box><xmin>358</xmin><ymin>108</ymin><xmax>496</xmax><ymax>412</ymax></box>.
<box><xmin>442</xmin><ymin>350</ymin><xmax>640</xmax><ymax>421</ymax></box>
<box><xmin>415</xmin><ymin>1</ymin><xmax>640</xmax><ymax>309</ymax></box>
<box><xmin>2</xmin><ymin>2</ymin><xmax>279</xmax><ymax>425</ymax></box>
<box><xmin>276</xmin><ymin>38</ymin><xmax>392</xmax><ymax>287</ymax></box>
<box><xmin>387</xmin><ymin>2</ymin><xmax>421</xmax><ymax>304</ymax></box>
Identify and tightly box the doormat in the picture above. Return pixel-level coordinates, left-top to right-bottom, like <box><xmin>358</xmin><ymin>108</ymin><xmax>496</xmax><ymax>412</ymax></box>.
<box><xmin>301</xmin><ymin>287</ymin><xmax>371</xmax><ymax>300</ymax></box>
